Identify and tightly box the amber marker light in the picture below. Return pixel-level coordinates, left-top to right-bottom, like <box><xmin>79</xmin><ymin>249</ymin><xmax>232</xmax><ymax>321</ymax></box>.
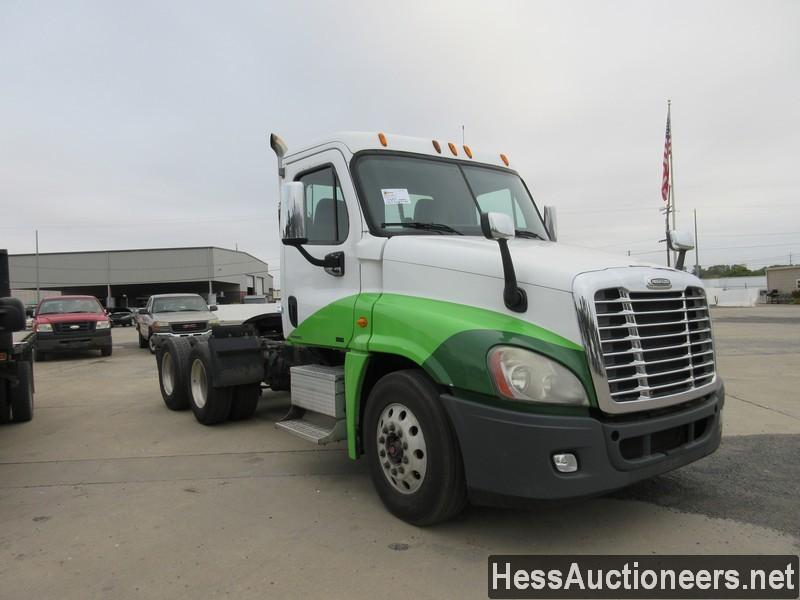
<box><xmin>356</xmin><ymin>317</ymin><xmax>368</xmax><ymax>328</ymax></box>
<box><xmin>463</xmin><ymin>145</ymin><xmax>473</xmax><ymax>158</ymax></box>
<box><xmin>432</xmin><ymin>140</ymin><xmax>441</xmax><ymax>153</ymax></box>
<box><xmin>448</xmin><ymin>142</ymin><xmax>458</xmax><ymax>156</ymax></box>
<box><xmin>500</xmin><ymin>153</ymin><xmax>509</xmax><ymax>166</ymax></box>
<box><xmin>378</xmin><ymin>132</ymin><xmax>388</xmax><ymax>147</ymax></box>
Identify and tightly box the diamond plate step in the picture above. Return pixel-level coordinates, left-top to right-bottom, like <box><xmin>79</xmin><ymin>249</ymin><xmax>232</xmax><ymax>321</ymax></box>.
<box><xmin>275</xmin><ymin>417</ymin><xmax>346</xmax><ymax>444</ymax></box>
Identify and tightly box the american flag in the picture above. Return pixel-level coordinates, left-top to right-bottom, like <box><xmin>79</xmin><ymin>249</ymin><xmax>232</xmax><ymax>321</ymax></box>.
<box><xmin>661</xmin><ymin>107</ymin><xmax>672</xmax><ymax>203</ymax></box>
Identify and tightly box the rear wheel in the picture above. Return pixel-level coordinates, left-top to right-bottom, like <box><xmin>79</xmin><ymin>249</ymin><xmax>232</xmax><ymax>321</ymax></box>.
<box><xmin>187</xmin><ymin>343</ymin><xmax>232</xmax><ymax>425</ymax></box>
<box><xmin>0</xmin><ymin>384</ymin><xmax>10</xmax><ymax>424</ymax></box>
<box><xmin>8</xmin><ymin>362</ymin><xmax>34</xmax><ymax>423</ymax></box>
<box><xmin>364</xmin><ymin>369</ymin><xmax>467</xmax><ymax>526</ymax></box>
<box><xmin>156</xmin><ymin>337</ymin><xmax>192</xmax><ymax>410</ymax></box>
<box><xmin>34</xmin><ymin>348</ymin><xmax>47</xmax><ymax>362</ymax></box>
<box><xmin>148</xmin><ymin>332</ymin><xmax>157</xmax><ymax>354</ymax></box>
<box><xmin>101</xmin><ymin>346</ymin><xmax>112</xmax><ymax>357</ymax></box>
<box><xmin>138</xmin><ymin>329</ymin><xmax>148</xmax><ymax>349</ymax></box>
<box><xmin>228</xmin><ymin>383</ymin><xmax>261</xmax><ymax>421</ymax></box>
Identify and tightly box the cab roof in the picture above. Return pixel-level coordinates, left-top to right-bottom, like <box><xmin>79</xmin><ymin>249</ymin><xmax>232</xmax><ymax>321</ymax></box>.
<box><xmin>284</xmin><ymin>131</ymin><xmax>513</xmax><ymax>170</ymax></box>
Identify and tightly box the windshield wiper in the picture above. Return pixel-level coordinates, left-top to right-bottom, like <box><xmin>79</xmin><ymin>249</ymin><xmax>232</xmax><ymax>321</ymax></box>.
<box><xmin>381</xmin><ymin>222</ymin><xmax>464</xmax><ymax>235</ymax></box>
<box><xmin>514</xmin><ymin>230</ymin><xmax>545</xmax><ymax>240</ymax></box>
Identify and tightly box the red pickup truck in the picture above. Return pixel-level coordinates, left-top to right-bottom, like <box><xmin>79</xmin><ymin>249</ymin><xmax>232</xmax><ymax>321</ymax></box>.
<box><xmin>33</xmin><ymin>295</ymin><xmax>112</xmax><ymax>360</ymax></box>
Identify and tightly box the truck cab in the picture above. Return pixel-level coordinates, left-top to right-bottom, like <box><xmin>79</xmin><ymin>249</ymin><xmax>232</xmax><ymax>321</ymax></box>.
<box><xmin>155</xmin><ymin>132</ymin><xmax>723</xmax><ymax>525</ymax></box>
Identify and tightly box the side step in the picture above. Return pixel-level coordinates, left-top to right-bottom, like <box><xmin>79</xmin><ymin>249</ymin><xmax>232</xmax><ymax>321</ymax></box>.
<box><xmin>276</xmin><ymin>415</ymin><xmax>347</xmax><ymax>444</ymax></box>
<box><xmin>276</xmin><ymin>364</ymin><xmax>347</xmax><ymax>444</ymax></box>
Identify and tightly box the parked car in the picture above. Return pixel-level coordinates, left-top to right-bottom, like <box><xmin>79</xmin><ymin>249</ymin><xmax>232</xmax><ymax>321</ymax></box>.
<box><xmin>108</xmin><ymin>306</ymin><xmax>135</xmax><ymax>327</ymax></box>
<box><xmin>136</xmin><ymin>293</ymin><xmax>217</xmax><ymax>353</ymax></box>
<box><xmin>33</xmin><ymin>295</ymin><xmax>112</xmax><ymax>360</ymax></box>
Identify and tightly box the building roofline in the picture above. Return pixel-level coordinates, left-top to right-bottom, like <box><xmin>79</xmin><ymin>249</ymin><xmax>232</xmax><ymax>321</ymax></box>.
<box><xmin>10</xmin><ymin>246</ymin><xmax>269</xmax><ymax>265</ymax></box>
<box><xmin>765</xmin><ymin>265</ymin><xmax>800</xmax><ymax>272</ymax></box>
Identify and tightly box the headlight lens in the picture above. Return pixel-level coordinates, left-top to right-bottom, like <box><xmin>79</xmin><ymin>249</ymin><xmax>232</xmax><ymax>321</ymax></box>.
<box><xmin>36</xmin><ymin>323</ymin><xmax>53</xmax><ymax>333</ymax></box>
<box><xmin>95</xmin><ymin>320</ymin><xmax>110</xmax><ymax>330</ymax></box>
<box><xmin>487</xmin><ymin>346</ymin><xmax>588</xmax><ymax>406</ymax></box>
<box><xmin>152</xmin><ymin>321</ymin><xmax>171</xmax><ymax>331</ymax></box>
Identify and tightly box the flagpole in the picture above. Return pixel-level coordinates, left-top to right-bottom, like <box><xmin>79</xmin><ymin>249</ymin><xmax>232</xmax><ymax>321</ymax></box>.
<box><xmin>668</xmin><ymin>100</ymin><xmax>677</xmax><ymax>266</ymax></box>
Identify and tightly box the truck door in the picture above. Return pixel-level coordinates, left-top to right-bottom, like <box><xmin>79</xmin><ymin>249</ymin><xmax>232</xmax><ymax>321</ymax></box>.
<box><xmin>281</xmin><ymin>149</ymin><xmax>361</xmax><ymax>349</ymax></box>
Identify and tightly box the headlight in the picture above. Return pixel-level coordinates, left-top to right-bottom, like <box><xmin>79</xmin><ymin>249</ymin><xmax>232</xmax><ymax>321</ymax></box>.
<box><xmin>36</xmin><ymin>323</ymin><xmax>53</xmax><ymax>333</ymax></box>
<box><xmin>152</xmin><ymin>321</ymin><xmax>171</xmax><ymax>332</ymax></box>
<box><xmin>487</xmin><ymin>346</ymin><xmax>588</xmax><ymax>406</ymax></box>
<box><xmin>96</xmin><ymin>320</ymin><xmax>110</xmax><ymax>330</ymax></box>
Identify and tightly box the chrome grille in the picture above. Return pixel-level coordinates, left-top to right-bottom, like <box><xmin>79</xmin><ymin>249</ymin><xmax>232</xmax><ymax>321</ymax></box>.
<box><xmin>53</xmin><ymin>321</ymin><xmax>94</xmax><ymax>333</ymax></box>
<box><xmin>170</xmin><ymin>321</ymin><xmax>207</xmax><ymax>333</ymax></box>
<box><xmin>594</xmin><ymin>286</ymin><xmax>715</xmax><ymax>403</ymax></box>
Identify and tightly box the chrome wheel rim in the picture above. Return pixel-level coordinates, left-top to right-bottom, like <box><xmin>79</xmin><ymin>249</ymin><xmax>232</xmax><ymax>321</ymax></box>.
<box><xmin>376</xmin><ymin>402</ymin><xmax>427</xmax><ymax>495</ymax></box>
<box><xmin>190</xmin><ymin>359</ymin><xmax>207</xmax><ymax>409</ymax></box>
<box><xmin>161</xmin><ymin>352</ymin><xmax>175</xmax><ymax>396</ymax></box>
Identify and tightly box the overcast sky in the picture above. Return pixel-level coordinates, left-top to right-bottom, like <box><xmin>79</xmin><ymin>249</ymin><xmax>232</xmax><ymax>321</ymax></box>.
<box><xmin>2</xmin><ymin>0</ymin><xmax>798</xmax><ymax>286</ymax></box>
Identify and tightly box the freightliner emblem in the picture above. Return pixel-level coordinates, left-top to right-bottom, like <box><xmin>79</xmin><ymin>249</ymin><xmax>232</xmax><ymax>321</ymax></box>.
<box><xmin>647</xmin><ymin>277</ymin><xmax>672</xmax><ymax>289</ymax></box>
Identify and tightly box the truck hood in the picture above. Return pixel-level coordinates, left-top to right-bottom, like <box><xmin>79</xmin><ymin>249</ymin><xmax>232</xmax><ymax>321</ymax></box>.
<box><xmin>152</xmin><ymin>311</ymin><xmax>217</xmax><ymax>323</ymax></box>
<box><xmin>382</xmin><ymin>236</ymin><xmax>664</xmax><ymax>292</ymax></box>
<box><xmin>36</xmin><ymin>313</ymin><xmax>107</xmax><ymax>324</ymax></box>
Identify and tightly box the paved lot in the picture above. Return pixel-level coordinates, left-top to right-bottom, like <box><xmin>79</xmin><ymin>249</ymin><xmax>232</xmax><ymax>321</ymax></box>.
<box><xmin>1</xmin><ymin>306</ymin><xmax>798</xmax><ymax>600</ymax></box>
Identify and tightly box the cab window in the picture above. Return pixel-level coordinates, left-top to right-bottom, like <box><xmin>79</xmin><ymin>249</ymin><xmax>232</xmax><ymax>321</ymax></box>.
<box><xmin>296</xmin><ymin>166</ymin><xmax>349</xmax><ymax>244</ymax></box>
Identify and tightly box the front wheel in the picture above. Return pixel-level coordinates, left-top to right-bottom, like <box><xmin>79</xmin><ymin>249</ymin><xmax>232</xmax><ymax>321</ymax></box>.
<box><xmin>364</xmin><ymin>369</ymin><xmax>467</xmax><ymax>526</ymax></box>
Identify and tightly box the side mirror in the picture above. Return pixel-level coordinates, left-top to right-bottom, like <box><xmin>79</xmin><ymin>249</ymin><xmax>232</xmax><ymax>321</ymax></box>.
<box><xmin>281</xmin><ymin>182</ymin><xmax>307</xmax><ymax>242</ymax></box>
<box><xmin>543</xmin><ymin>206</ymin><xmax>558</xmax><ymax>242</ymax></box>
<box><xmin>209</xmin><ymin>305</ymin><xmax>218</xmax><ymax>312</ymax></box>
<box><xmin>480</xmin><ymin>212</ymin><xmax>527</xmax><ymax>313</ymax></box>
<box><xmin>668</xmin><ymin>230</ymin><xmax>695</xmax><ymax>271</ymax></box>
<box><xmin>480</xmin><ymin>212</ymin><xmax>515</xmax><ymax>241</ymax></box>
<box><xmin>668</xmin><ymin>229</ymin><xmax>695</xmax><ymax>251</ymax></box>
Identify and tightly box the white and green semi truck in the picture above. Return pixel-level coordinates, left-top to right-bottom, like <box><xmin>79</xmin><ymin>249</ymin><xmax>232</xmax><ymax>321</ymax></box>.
<box><xmin>154</xmin><ymin>132</ymin><xmax>723</xmax><ymax>525</ymax></box>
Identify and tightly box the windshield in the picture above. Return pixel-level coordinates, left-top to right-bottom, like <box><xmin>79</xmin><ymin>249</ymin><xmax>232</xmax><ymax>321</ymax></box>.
<box><xmin>38</xmin><ymin>298</ymin><xmax>103</xmax><ymax>315</ymax></box>
<box><xmin>152</xmin><ymin>296</ymin><xmax>209</xmax><ymax>313</ymax></box>
<box><xmin>354</xmin><ymin>154</ymin><xmax>549</xmax><ymax>238</ymax></box>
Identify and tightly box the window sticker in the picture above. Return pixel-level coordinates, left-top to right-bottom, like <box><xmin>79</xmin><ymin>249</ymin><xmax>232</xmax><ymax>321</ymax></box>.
<box><xmin>381</xmin><ymin>188</ymin><xmax>411</xmax><ymax>205</ymax></box>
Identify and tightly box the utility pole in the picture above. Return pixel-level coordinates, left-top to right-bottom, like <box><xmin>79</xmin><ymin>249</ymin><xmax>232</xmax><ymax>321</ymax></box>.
<box><xmin>35</xmin><ymin>229</ymin><xmax>40</xmax><ymax>304</ymax></box>
<box><xmin>693</xmin><ymin>209</ymin><xmax>700</xmax><ymax>276</ymax></box>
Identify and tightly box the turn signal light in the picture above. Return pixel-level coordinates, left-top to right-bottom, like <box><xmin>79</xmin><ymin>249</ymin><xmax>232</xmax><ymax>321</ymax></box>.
<box><xmin>378</xmin><ymin>132</ymin><xmax>388</xmax><ymax>147</ymax></box>
<box><xmin>356</xmin><ymin>317</ymin><xmax>368</xmax><ymax>328</ymax></box>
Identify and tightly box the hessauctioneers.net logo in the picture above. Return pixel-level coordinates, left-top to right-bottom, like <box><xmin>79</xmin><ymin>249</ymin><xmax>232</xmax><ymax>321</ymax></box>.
<box><xmin>487</xmin><ymin>555</ymin><xmax>799</xmax><ymax>599</ymax></box>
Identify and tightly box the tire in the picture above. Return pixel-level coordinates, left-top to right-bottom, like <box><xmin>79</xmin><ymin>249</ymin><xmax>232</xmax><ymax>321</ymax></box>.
<box><xmin>8</xmin><ymin>362</ymin><xmax>34</xmax><ymax>423</ymax></box>
<box><xmin>187</xmin><ymin>343</ymin><xmax>232</xmax><ymax>425</ymax></box>
<box><xmin>101</xmin><ymin>346</ymin><xmax>112</xmax><ymax>357</ymax></box>
<box><xmin>148</xmin><ymin>332</ymin><xmax>157</xmax><ymax>354</ymax></box>
<box><xmin>364</xmin><ymin>369</ymin><xmax>467</xmax><ymax>526</ymax></box>
<box><xmin>228</xmin><ymin>383</ymin><xmax>261</xmax><ymax>421</ymax></box>
<box><xmin>156</xmin><ymin>337</ymin><xmax>192</xmax><ymax>411</ymax></box>
<box><xmin>138</xmin><ymin>329</ymin><xmax>148</xmax><ymax>349</ymax></box>
<box><xmin>33</xmin><ymin>347</ymin><xmax>47</xmax><ymax>362</ymax></box>
<box><xmin>0</xmin><ymin>384</ymin><xmax>11</xmax><ymax>424</ymax></box>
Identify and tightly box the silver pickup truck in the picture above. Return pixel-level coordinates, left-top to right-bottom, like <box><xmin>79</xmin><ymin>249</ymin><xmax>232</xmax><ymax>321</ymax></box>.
<box><xmin>136</xmin><ymin>293</ymin><xmax>218</xmax><ymax>353</ymax></box>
